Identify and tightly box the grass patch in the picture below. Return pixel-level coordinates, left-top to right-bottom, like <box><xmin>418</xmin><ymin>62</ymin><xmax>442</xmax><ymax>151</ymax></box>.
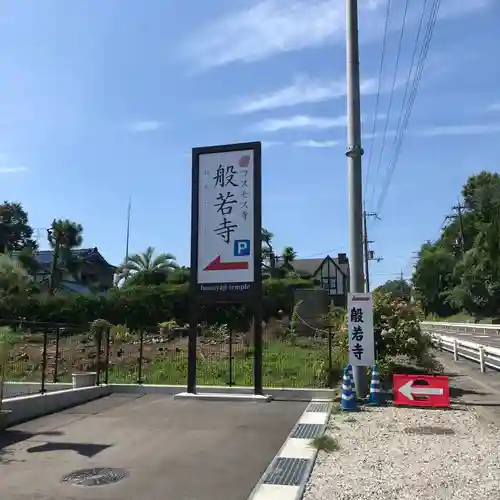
<box><xmin>5</xmin><ymin>333</ymin><xmax>341</xmax><ymax>389</ymax></box>
<box><xmin>311</xmin><ymin>435</ymin><xmax>340</xmax><ymax>453</ymax></box>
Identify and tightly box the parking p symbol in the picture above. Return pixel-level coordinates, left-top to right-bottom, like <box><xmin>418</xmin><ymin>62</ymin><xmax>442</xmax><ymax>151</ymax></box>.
<box><xmin>234</xmin><ymin>239</ymin><xmax>251</xmax><ymax>257</ymax></box>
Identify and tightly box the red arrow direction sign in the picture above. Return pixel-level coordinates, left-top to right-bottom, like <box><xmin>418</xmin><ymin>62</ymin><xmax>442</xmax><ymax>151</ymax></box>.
<box><xmin>203</xmin><ymin>255</ymin><xmax>249</xmax><ymax>271</ymax></box>
<box><xmin>393</xmin><ymin>374</ymin><xmax>450</xmax><ymax>408</ymax></box>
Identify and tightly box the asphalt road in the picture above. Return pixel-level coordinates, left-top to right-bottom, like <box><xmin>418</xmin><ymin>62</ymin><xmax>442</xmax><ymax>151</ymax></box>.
<box><xmin>0</xmin><ymin>393</ymin><xmax>307</xmax><ymax>500</ymax></box>
<box><xmin>442</xmin><ymin>330</ymin><xmax>500</xmax><ymax>349</ymax></box>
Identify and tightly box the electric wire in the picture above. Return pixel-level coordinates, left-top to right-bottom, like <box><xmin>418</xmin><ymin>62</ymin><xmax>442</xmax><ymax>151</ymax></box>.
<box><xmin>369</xmin><ymin>0</ymin><xmax>410</xmax><ymax>209</ymax></box>
<box><xmin>363</xmin><ymin>0</ymin><xmax>392</xmax><ymax>205</ymax></box>
<box><xmin>375</xmin><ymin>0</ymin><xmax>442</xmax><ymax>215</ymax></box>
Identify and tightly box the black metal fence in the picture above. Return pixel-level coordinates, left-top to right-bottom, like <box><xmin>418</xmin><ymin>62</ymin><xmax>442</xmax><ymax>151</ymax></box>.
<box><xmin>2</xmin><ymin>320</ymin><xmax>342</xmax><ymax>394</ymax></box>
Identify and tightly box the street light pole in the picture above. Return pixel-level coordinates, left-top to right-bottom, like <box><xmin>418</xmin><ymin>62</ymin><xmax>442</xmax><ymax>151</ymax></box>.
<box><xmin>346</xmin><ymin>0</ymin><xmax>368</xmax><ymax>396</ymax></box>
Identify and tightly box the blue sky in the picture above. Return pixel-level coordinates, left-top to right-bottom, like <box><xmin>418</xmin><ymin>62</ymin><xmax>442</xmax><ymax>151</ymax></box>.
<box><xmin>1</xmin><ymin>0</ymin><xmax>500</xmax><ymax>287</ymax></box>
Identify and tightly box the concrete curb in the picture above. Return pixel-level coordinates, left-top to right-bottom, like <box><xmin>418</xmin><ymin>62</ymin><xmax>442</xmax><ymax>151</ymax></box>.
<box><xmin>174</xmin><ymin>392</ymin><xmax>272</xmax><ymax>402</ymax></box>
<box><xmin>247</xmin><ymin>399</ymin><xmax>333</xmax><ymax>500</ymax></box>
<box><xmin>111</xmin><ymin>383</ymin><xmax>336</xmax><ymax>401</ymax></box>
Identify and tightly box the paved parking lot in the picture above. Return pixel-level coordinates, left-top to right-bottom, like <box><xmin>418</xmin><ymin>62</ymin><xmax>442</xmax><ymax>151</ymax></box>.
<box><xmin>0</xmin><ymin>393</ymin><xmax>307</xmax><ymax>500</ymax></box>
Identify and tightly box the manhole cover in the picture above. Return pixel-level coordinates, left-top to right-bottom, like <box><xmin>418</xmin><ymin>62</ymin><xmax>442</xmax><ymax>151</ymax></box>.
<box><xmin>61</xmin><ymin>467</ymin><xmax>128</xmax><ymax>486</ymax></box>
<box><xmin>403</xmin><ymin>426</ymin><xmax>455</xmax><ymax>436</ymax></box>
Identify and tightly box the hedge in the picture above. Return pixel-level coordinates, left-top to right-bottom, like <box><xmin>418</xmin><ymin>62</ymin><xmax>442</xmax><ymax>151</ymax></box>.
<box><xmin>0</xmin><ymin>278</ymin><xmax>314</xmax><ymax>328</ymax></box>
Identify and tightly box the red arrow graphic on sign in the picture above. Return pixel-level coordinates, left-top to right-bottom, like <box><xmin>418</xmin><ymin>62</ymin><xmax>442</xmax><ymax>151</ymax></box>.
<box><xmin>203</xmin><ymin>255</ymin><xmax>249</xmax><ymax>271</ymax></box>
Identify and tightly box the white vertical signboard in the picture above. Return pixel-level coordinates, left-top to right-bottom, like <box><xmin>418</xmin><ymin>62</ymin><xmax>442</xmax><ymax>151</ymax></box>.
<box><xmin>348</xmin><ymin>292</ymin><xmax>375</xmax><ymax>366</ymax></box>
<box><xmin>197</xmin><ymin>149</ymin><xmax>255</xmax><ymax>286</ymax></box>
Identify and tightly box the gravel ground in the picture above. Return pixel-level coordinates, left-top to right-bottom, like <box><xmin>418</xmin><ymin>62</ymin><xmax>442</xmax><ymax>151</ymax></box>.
<box><xmin>303</xmin><ymin>405</ymin><xmax>500</xmax><ymax>500</ymax></box>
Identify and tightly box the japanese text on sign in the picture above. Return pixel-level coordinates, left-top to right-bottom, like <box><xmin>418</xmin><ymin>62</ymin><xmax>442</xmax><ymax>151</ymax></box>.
<box><xmin>347</xmin><ymin>293</ymin><xmax>375</xmax><ymax>366</ymax></box>
<box><xmin>206</xmin><ymin>155</ymin><xmax>250</xmax><ymax>245</ymax></box>
<box><xmin>196</xmin><ymin>148</ymin><xmax>255</xmax><ymax>285</ymax></box>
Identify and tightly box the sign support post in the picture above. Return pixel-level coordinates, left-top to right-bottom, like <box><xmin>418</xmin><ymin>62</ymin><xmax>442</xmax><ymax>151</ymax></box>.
<box><xmin>189</xmin><ymin>141</ymin><xmax>262</xmax><ymax>395</ymax></box>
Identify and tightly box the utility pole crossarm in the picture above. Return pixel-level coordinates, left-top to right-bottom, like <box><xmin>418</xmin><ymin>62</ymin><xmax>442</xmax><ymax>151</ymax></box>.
<box><xmin>363</xmin><ymin>210</ymin><xmax>383</xmax><ymax>293</ymax></box>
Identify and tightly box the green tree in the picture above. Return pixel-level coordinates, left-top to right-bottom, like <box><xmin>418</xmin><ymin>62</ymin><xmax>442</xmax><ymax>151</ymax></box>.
<box><xmin>0</xmin><ymin>254</ymin><xmax>32</xmax><ymax>294</ymax></box>
<box><xmin>413</xmin><ymin>171</ymin><xmax>500</xmax><ymax>319</ymax></box>
<box><xmin>167</xmin><ymin>266</ymin><xmax>190</xmax><ymax>284</ymax></box>
<box><xmin>412</xmin><ymin>242</ymin><xmax>457</xmax><ymax>317</ymax></box>
<box><xmin>375</xmin><ymin>279</ymin><xmax>412</xmax><ymax>300</ymax></box>
<box><xmin>0</xmin><ymin>201</ymin><xmax>37</xmax><ymax>254</ymax></box>
<box><xmin>117</xmin><ymin>246</ymin><xmax>178</xmax><ymax>287</ymax></box>
<box><xmin>47</xmin><ymin>219</ymin><xmax>84</xmax><ymax>295</ymax></box>
<box><xmin>281</xmin><ymin>246</ymin><xmax>297</xmax><ymax>271</ymax></box>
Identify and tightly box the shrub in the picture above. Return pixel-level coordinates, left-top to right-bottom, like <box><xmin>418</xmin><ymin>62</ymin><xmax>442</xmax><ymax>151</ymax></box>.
<box><xmin>372</xmin><ymin>291</ymin><xmax>442</xmax><ymax>378</ymax></box>
<box><xmin>0</xmin><ymin>279</ymin><xmax>315</xmax><ymax>328</ymax></box>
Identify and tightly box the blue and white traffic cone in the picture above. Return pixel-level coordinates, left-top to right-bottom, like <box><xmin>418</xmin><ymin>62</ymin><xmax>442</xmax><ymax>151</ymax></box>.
<box><xmin>347</xmin><ymin>363</ymin><xmax>356</xmax><ymax>395</ymax></box>
<box><xmin>340</xmin><ymin>367</ymin><xmax>358</xmax><ymax>411</ymax></box>
<box><xmin>369</xmin><ymin>365</ymin><xmax>384</xmax><ymax>405</ymax></box>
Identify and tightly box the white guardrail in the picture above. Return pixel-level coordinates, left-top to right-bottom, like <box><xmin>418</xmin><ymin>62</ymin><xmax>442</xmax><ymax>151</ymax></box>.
<box><xmin>420</xmin><ymin>321</ymin><xmax>500</xmax><ymax>372</ymax></box>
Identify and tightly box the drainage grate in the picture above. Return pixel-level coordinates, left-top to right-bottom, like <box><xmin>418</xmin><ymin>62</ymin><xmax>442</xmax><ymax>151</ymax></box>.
<box><xmin>307</xmin><ymin>403</ymin><xmax>329</xmax><ymax>413</ymax></box>
<box><xmin>403</xmin><ymin>426</ymin><xmax>455</xmax><ymax>436</ymax></box>
<box><xmin>61</xmin><ymin>468</ymin><xmax>128</xmax><ymax>487</ymax></box>
<box><xmin>263</xmin><ymin>458</ymin><xmax>309</xmax><ymax>486</ymax></box>
<box><xmin>291</xmin><ymin>423</ymin><xmax>323</xmax><ymax>439</ymax></box>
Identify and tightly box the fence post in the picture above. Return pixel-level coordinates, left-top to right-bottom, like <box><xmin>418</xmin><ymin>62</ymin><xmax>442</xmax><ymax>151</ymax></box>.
<box><xmin>104</xmin><ymin>326</ymin><xmax>111</xmax><ymax>384</ymax></box>
<box><xmin>327</xmin><ymin>324</ymin><xmax>333</xmax><ymax>388</ymax></box>
<box><xmin>227</xmin><ymin>329</ymin><xmax>234</xmax><ymax>387</ymax></box>
<box><xmin>453</xmin><ymin>339</ymin><xmax>459</xmax><ymax>361</ymax></box>
<box><xmin>40</xmin><ymin>328</ymin><xmax>48</xmax><ymax>394</ymax></box>
<box><xmin>53</xmin><ymin>327</ymin><xmax>61</xmax><ymax>383</ymax></box>
<box><xmin>95</xmin><ymin>330</ymin><xmax>102</xmax><ymax>386</ymax></box>
<box><xmin>137</xmin><ymin>330</ymin><xmax>144</xmax><ymax>384</ymax></box>
<box><xmin>479</xmin><ymin>346</ymin><xmax>485</xmax><ymax>372</ymax></box>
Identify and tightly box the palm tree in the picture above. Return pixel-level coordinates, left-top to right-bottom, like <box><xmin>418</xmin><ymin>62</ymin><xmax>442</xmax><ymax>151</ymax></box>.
<box><xmin>116</xmin><ymin>246</ymin><xmax>178</xmax><ymax>287</ymax></box>
<box><xmin>47</xmin><ymin>219</ymin><xmax>83</xmax><ymax>295</ymax></box>
<box><xmin>261</xmin><ymin>228</ymin><xmax>275</xmax><ymax>273</ymax></box>
<box><xmin>281</xmin><ymin>246</ymin><xmax>297</xmax><ymax>271</ymax></box>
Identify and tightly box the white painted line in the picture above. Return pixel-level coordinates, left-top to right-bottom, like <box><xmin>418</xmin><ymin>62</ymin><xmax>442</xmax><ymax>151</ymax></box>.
<box><xmin>299</xmin><ymin>411</ymin><xmax>329</xmax><ymax>425</ymax></box>
<box><xmin>278</xmin><ymin>438</ymin><xmax>315</xmax><ymax>459</ymax></box>
<box><xmin>251</xmin><ymin>484</ymin><xmax>300</xmax><ymax>500</ymax></box>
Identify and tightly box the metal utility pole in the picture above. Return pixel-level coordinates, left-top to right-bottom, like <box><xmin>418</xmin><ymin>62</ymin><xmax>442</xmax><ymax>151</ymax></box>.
<box><xmin>125</xmin><ymin>197</ymin><xmax>132</xmax><ymax>262</ymax></box>
<box><xmin>453</xmin><ymin>202</ymin><xmax>465</xmax><ymax>254</ymax></box>
<box><xmin>363</xmin><ymin>211</ymin><xmax>381</xmax><ymax>293</ymax></box>
<box><xmin>445</xmin><ymin>201</ymin><xmax>466</xmax><ymax>255</ymax></box>
<box><xmin>346</xmin><ymin>0</ymin><xmax>368</xmax><ymax>397</ymax></box>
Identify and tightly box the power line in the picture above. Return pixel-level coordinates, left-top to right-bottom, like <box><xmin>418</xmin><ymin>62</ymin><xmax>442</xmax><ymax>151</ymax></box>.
<box><xmin>369</xmin><ymin>0</ymin><xmax>410</xmax><ymax>208</ymax></box>
<box><xmin>363</xmin><ymin>0</ymin><xmax>392</xmax><ymax>202</ymax></box>
<box><xmin>375</xmin><ymin>0</ymin><xmax>442</xmax><ymax>215</ymax></box>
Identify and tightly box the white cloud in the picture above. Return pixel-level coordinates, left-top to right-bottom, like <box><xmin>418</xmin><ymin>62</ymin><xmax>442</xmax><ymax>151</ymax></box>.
<box><xmin>178</xmin><ymin>0</ymin><xmax>491</xmax><ymax>71</ymax></box>
<box><xmin>231</xmin><ymin>76</ymin><xmax>378</xmax><ymax>115</ymax></box>
<box><xmin>261</xmin><ymin>140</ymin><xmax>284</xmax><ymax>148</ymax></box>
<box><xmin>0</xmin><ymin>166</ymin><xmax>27</xmax><ymax>174</ymax></box>
<box><xmin>362</xmin><ymin>128</ymin><xmax>397</xmax><ymax>140</ymax></box>
<box><xmin>255</xmin><ymin>114</ymin><xmax>346</xmax><ymax>132</ymax></box>
<box><xmin>127</xmin><ymin>120</ymin><xmax>164</xmax><ymax>132</ymax></box>
<box><xmin>178</xmin><ymin>0</ymin><xmax>346</xmax><ymax>70</ymax></box>
<box><xmin>489</xmin><ymin>102</ymin><xmax>500</xmax><ymax>112</ymax></box>
<box><xmin>418</xmin><ymin>124</ymin><xmax>500</xmax><ymax>137</ymax></box>
<box><xmin>438</xmin><ymin>0</ymin><xmax>494</xmax><ymax>19</ymax></box>
<box><xmin>294</xmin><ymin>140</ymin><xmax>340</xmax><ymax>148</ymax></box>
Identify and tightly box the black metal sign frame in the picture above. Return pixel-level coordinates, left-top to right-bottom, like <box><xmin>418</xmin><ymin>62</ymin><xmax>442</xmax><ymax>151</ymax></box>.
<box><xmin>187</xmin><ymin>141</ymin><xmax>263</xmax><ymax>395</ymax></box>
